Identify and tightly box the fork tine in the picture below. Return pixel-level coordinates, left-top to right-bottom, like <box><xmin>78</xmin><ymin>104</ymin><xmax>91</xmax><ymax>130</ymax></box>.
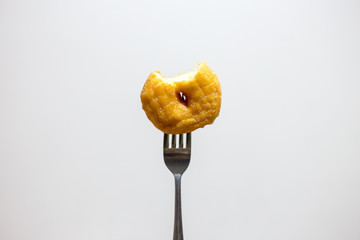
<box><xmin>164</xmin><ymin>134</ymin><xmax>169</xmax><ymax>148</ymax></box>
<box><xmin>179</xmin><ymin>134</ymin><xmax>184</xmax><ymax>148</ymax></box>
<box><xmin>171</xmin><ymin>134</ymin><xmax>176</xmax><ymax>148</ymax></box>
<box><xmin>186</xmin><ymin>133</ymin><xmax>191</xmax><ymax>148</ymax></box>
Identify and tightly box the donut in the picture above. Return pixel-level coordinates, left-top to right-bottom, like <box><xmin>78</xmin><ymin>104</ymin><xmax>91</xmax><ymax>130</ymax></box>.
<box><xmin>140</xmin><ymin>62</ymin><xmax>221</xmax><ymax>134</ymax></box>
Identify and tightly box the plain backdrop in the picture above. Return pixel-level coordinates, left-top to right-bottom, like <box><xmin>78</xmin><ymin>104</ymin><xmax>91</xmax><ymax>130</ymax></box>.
<box><xmin>1</xmin><ymin>0</ymin><xmax>360</xmax><ymax>239</ymax></box>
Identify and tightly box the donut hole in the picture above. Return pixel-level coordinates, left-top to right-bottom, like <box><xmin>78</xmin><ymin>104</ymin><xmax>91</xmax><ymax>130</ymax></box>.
<box><xmin>177</xmin><ymin>91</ymin><xmax>188</xmax><ymax>106</ymax></box>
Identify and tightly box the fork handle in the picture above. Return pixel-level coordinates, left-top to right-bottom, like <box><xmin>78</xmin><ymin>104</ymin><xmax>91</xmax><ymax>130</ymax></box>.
<box><xmin>173</xmin><ymin>174</ymin><xmax>184</xmax><ymax>240</ymax></box>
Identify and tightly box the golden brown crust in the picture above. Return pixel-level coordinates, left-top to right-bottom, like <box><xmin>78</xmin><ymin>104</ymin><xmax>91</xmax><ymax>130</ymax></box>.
<box><xmin>140</xmin><ymin>62</ymin><xmax>221</xmax><ymax>134</ymax></box>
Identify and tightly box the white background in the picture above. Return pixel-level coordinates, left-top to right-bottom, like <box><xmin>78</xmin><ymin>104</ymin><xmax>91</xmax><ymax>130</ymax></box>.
<box><xmin>1</xmin><ymin>0</ymin><xmax>360</xmax><ymax>239</ymax></box>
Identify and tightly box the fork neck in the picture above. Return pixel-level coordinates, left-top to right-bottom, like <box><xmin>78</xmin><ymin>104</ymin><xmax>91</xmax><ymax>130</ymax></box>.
<box><xmin>174</xmin><ymin>173</ymin><xmax>182</xmax><ymax>180</ymax></box>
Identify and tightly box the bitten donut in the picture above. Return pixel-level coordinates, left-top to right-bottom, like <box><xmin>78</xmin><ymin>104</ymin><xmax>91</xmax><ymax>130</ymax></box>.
<box><xmin>140</xmin><ymin>62</ymin><xmax>221</xmax><ymax>134</ymax></box>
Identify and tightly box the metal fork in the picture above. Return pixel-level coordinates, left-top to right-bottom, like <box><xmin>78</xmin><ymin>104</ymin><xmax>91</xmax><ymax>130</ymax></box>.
<box><xmin>163</xmin><ymin>133</ymin><xmax>191</xmax><ymax>240</ymax></box>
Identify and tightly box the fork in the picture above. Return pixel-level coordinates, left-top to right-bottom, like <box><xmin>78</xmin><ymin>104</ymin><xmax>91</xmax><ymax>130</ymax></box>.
<box><xmin>163</xmin><ymin>133</ymin><xmax>191</xmax><ymax>240</ymax></box>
